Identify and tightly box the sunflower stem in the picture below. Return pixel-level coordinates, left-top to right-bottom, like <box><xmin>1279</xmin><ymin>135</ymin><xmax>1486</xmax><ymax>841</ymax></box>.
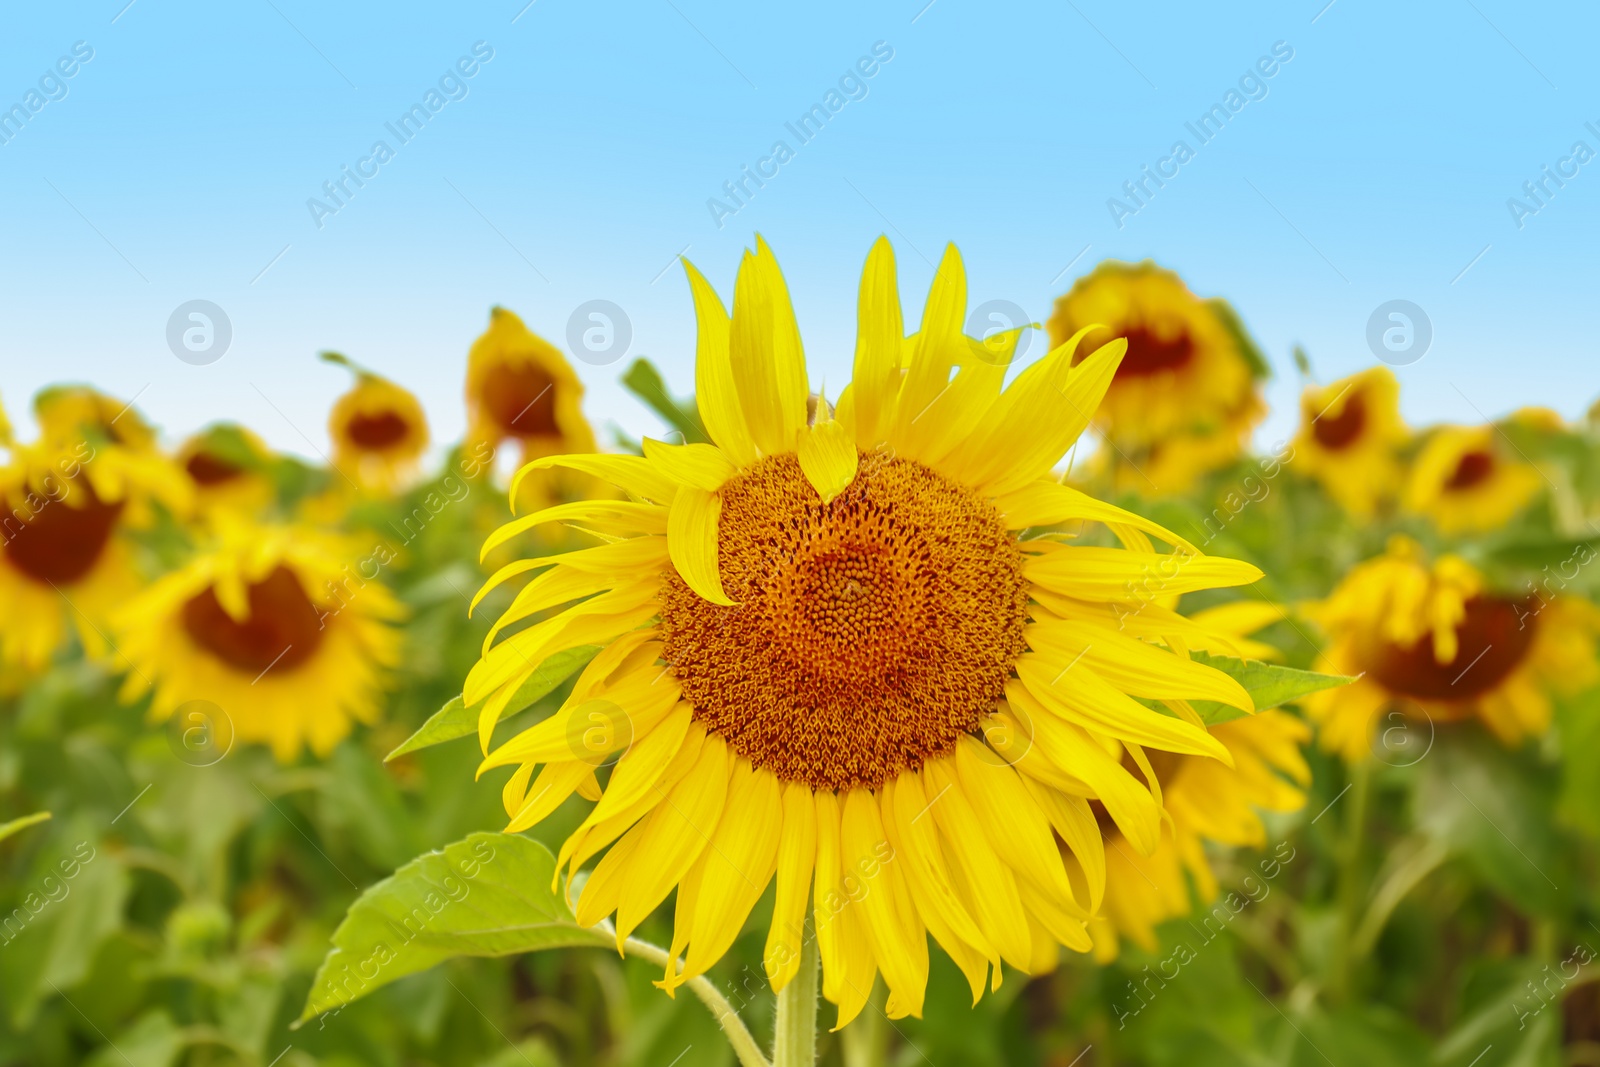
<box><xmin>621</xmin><ymin>936</ymin><xmax>770</xmax><ymax>1067</ymax></box>
<box><xmin>773</xmin><ymin>929</ymin><xmax>820</xmax><ymax>1067</ymax></box>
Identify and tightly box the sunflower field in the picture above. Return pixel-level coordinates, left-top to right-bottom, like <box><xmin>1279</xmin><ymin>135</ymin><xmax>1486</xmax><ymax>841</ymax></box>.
<box><xmin>4</xmin><ymin>244</ymin><xmax>1600</xmax><ymax>1067</ymax></box>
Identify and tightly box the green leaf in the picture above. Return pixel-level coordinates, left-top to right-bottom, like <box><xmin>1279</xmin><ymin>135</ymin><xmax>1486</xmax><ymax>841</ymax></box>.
<box><xmin>295</xmin><ymin>833</ymin><xmax>607</xmax><ymax>1025</ymax></box>
<box><xmin>1206</xmin><ymin>297</ymin><xmax>1271</xmax><ymax>380</ymax></box>
<box><xmin>1188</xmin><ymin>651</ymin><xmax>1352</xmax><ymax>726</ymax></box>
<box><xmin>387</xmin><ymin>645</ymin><xmax>600</xmax><ymax>761</ymax></box>
<box><xmin>621</xmin><ymin>358</ymin><xmax>710</xmax><ymax>444</ymax></box>
<box><xmin>0</xmin><ymin>811</ymin><xmax>51</xmax><ymax>845</ymax></box>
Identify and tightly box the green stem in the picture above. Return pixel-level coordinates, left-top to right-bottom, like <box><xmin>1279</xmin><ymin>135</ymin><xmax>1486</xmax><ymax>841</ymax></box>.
<box><xmin>1328</xmin><ymin>760</ymin><xmax>1372</xmax><ymax>1004</ymax></box>
<box><xmin>622</xmin><ymin>937</ymin><xmax>770</xmax><ymax>1067</ymax></box>
<box><xmin>773</xmin><ymin>932</ymin><xmax>819</xmax><ymax>1067</ymax></box>
<box><xmin>840</xmin><ymin>981</ymin><xmax>888</xmax><ymax>1067</ymax></box>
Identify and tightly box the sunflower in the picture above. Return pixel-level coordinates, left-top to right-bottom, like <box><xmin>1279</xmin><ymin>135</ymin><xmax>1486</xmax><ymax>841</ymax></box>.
<box><xmin>0</xmin><ymin>432</ymin><xmax>182</xmax><ymax>673</ymax></box>
<box><xmin>1081</xmin><ymin>709</ymin><xmax>1309</xmax><ymax>960</ymax></box>
<box><xmin>1291</xmin><ymin>366</ymin><xmax>1408</xmax><ymax>518</ymax></box>
<box><xmin>1303</xmin><ymin>536</ymin><xmax>1599</xmax><ymax>759</ymax></box>
<box><xmin>324</xmin><ymin>355</ymin><xmax>430</xmax><ymax>493</ymax></box>
<box><xmin>34</xmin><ymin>384</ymin><xmax>160</xmax><ymax>454</ymax></box>
<box><xmin>1048</xmin><ymin>261</ymin><xmax>1266</xmax><ymax>493</ymax></box>
<box><xmin>464</xmin><ymin>308</ymin><xmax>599</xmax><ymax>508</ymax></box>
<box><xmin>1403</xmin><ymin>424</ymin><xmax>1542</xmax><ymax>536</ymax></box>
<box><xmin>179</xmin><ymin>425</ymin><xmax>276</xmax><ymax>516</ymax></box>
<box><xmin>466</xmin><ymin>238</ymin><xmax>1269</xmax><ymax>1027</ymax></box>
<box><xmin>113</xmin><ymin>519</ymin><xmax>405</xmax><ymax>761</ymax></box>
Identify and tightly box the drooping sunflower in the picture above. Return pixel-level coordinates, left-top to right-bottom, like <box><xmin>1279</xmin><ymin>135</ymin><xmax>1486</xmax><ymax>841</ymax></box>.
<box><xmin>325</xmin><ymin>354</ymin><xmax>430</xmax><ymax>493</ymax></box>
<box><xmin>465</xmin><ymin>308</ymin><xmax>597</xmax><ymax>497</ymax></box>
<box><xmin>467</xmin><ymin>238</ymin><xmax>1269</xmax><ymax>1026</ymax></box>
<box><xmin>34</xmin><ymin>384</ymin><xmax>160</xmax><ymax>454</ymax></box>
<box><xmin>1403</xmin><ymin>424</ymin><xmax>1542</xmax><ymax>536</ymax></box>
<box><xmin>1048</xmin><ymin>261</ymin><xmax>1266</xmax><ymax>494</ymax></box>
<box><xmin>1291</xmin><ymin>366</ymin><xmax>1408</xmax><ymax>518</ymax></box>
<box><xmin>0</xmin><ymin>411</ymin><xmax>188</xmax><ymax>674</ymax></box>
<box><xmin>113</xmin><ymin>519</ymin><xmax>405</xmax><ymax>761</ymax></box>
<box><xmin>1304</xmin><ymin>536</ymin><xmax>1599</xmax><ymax>759</ymax></box>
<box><xmin>179</xmin><ymin>425</ymin><xmax>276</xmax><ymax>516</ymax></box>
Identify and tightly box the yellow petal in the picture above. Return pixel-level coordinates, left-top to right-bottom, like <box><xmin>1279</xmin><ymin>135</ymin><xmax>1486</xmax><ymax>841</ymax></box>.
<box><xmin>1013</xmin><ymin>658</ymin><xmax>1231</xmax><ymax>763</ymax></box>
<box><xmin>667</xmin><ymin>486</ymin><xmax>733</xmax><ymax>606</ymax></box>
<box><xmin>729</xmin><ymin>239</ymin><xmax>808</xmax><ymax>456</ymax></box>
<box><xmin>480</xmin><ymin>500</ymin><xmax>667</xmax><ymax>560</ymax></box>
<box><xmin>505</xmin><ymin>760</ymin><xmax>592</xmax><ymax>833</ymax></box>
<box><xmin>615</xmin><ymin>734</ymin><xmax>731</xmax><ymax>941</ymax></box>
<box><xmin>511</xmin><ymin>453</ymin><xmax>678</xmax><ymax>509</ymax></box>
<box><xmin>684</xmin><ymin>258</ymin><xmax>758</xmax><ymax>467</ymax></box>
<box><xmin>1023</xmin><ymin>778</ymin><xmax>1106</xmax><ymax>914</ymax></box>
<box><xmin>888</xmin><ymin>244</ymin><xmax>967</xmax><ymax>450</ymax></box>
<box><xmin>921</xmin><ymin>760</ymin><xmax>1032</xmax><ymax>971</ymax></box>
<box><xmin>764</xmin><ymin>781</ymin><xmax>818</xmax><ymax>991</ymax></box>
<box><xmin>814</xmin><ymin>790</ymin><xmax>877</xmax><ymax>1029</ymax></box>
<box><xmin>953</xmin><ymin>329</ymin><xmax>1122</xmax><ymax>495</ymax></box>
<box><xmin>797</xmin><ymin>414</ymin><xmax>858</xmax><ymax>504</ymax></box>
<box><xmin>994</xmin><ymin>480</ymin><xmax>1197</xmax><ymax>552</ymax></box>
<box><xmin>1025</xmin><ymin>544</ymin><xmax>1264</xmax><ymax>601</ymax></box>
<box><xmin>682</xmin><ymin>761</ymin><xmax>783</xmax><ymax>978</ymax></box>
<box><xmin>642</xmin><ymin>438</ymin><xmax>737</xmax><ymax>492</ymax></box>
<box><xmin>850</xmin><ymin>236</ymin><xmax>904</xmax><ymax>448</ymax></box>
<box><xmin>841</xmin><ymin>788</ymin><xmax>928</xmax><ymax>1018</ymax></box>
<box><xmin>1027</xmin><ymin>619</ymin><xmax>1254</xmax><ymax>712</ymax></box>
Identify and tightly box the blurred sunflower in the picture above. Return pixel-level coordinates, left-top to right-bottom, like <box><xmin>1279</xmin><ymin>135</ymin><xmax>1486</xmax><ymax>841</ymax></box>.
<box><xmin>1292</xmin><ymin>366</ymin><xmax>1407</xmax><ymax>518</ymax></box>
<box><xmin>179</xmin><ymin>425</ymin><xmax>276</xmax><ymax>516</ymax></box>
<box><xmin>324</xmin><ymin>354</ymin><xmax>430</xmax><ymax>493</ymax></box>
<box><xmin>467</xmin><ymin>237</ymin><xmax>1268</xmax><ymax>1027</ymax></box>
<box><xmin>1048</xmin><ymin>261</ymin><xmax>1266</xmax><ymax>493</ymax></box>
<box><xmin>0</xmin><ymin>399</ymin><xmax>188</xmax><ymax>673</ymax></box>
<box><xmin>1304</xmin><ymin>536</ymin><xmax>1598</xmax><ymax>759</ymax></box>
<box><xmin>1082</xmin><ymin>709</ymin><xmax>1310</xmax><ymax>959</ymax></box>
<box><xmin>34</xmin><ymin>384</ymin><xmax>159</xmax><ymax>453</ymax></box>
<box><xmin>114</xmin><ymin>520</ymin><xmax>405</xmax><ymax>761</ymax></box>
<box><xmin>1404</xmin><ymin>424</ymin><xmax>1541</xmax><ymax>536</ymax></box>
<box><xmin>465</xmin><ymin>307</ymin><xmax>597</xmax><ymax>502</ymax></box>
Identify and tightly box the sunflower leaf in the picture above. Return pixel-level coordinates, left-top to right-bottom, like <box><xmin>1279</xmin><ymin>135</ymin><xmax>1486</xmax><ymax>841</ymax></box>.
<box><xmin>386</xmin><ymin>645</ymin><xmax>600</xmax><ymax>761</ymax></box>
<box><xmin>1188</xmin><ymin>651</ymin><xmax>1352</xmax><ymax>726</ymax></box>
<box><xmin>621</xmin><ymin>358</ymin><xmax>710</xmax><ymax>444</ymax></box>
<box><xmin>0</xmin><ymin>811</ymin><xmax>51</xmax><ymax>845</ymax></box>
<box><xmin>294</xmin><ymin>833</ymin><xmax>608</xmax><ymax>1026</ymax></box>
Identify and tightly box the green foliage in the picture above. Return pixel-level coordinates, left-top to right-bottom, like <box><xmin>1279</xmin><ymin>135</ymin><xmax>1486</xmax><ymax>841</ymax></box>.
<box><xmin>1188</xmin><ymin>652</ymin><xmax>1352</xmax><ymax>725</ymax></box>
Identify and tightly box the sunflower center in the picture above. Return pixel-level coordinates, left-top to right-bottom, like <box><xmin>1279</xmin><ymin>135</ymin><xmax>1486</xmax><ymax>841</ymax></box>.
<box><xmin>186</xmin><ymin>451</ymin><xmax>243</xmax><ymax>486</ymax></box>
<box><xmin>1445</xmin><ymin>450</ymin><xmax>1495</xmax><ymax>491</ymax></box>
<box><xmin>2</xmin><ymin>484</ymin><xmax>123</xmax><ymax>586</ymax></box>
<box><xmin>1115</xmin><ymin>326</ymin><xmax>1194</xmax><ymax>378</ymax></box>
<box><xmin>482</xmin><ymin>362</ymin><xmax>559</xmax><ymax>438</ymax></box>
<box><xmin>181</xmin><ymin>566</ymin><xmax>325</xmax><ymax>675</ymax></box>
<box><xmin>1360</xmin><ymin>596</ymin><xmax>1534</xmax><ymax>701</ymax></box>
<box><xmin>659</xmin><ymin>451</ymin><xmax>1029</xmax><ymax>791</ymax></box>
<box><xmin>1312</xmin><ymin>393</ymin><xmax>1367</xmax><ymax>450</ymax></box>
<box><xmin>345</xmin><ymin>411</ymin><xmax>412</xmax><ymax>450</ymax></box>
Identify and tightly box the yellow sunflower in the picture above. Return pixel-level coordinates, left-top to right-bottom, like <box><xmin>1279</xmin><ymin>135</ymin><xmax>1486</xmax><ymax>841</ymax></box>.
<box><xmin>1048</xmin><ymin>261</ymin><xmax>1265</xmax><ymax>493</ymax></box>
<box><xmin>324</xmin><ymin>355</ymin><xmax>430</xmax><ymax>493</ymax></box>
<box><xmin>1081</xmin><ymin>710</ymin><xmax>1309</xmax><ymax>960</ymax></box>
<box><xmin>179</xmin><ymin>425</ymin><xmax>276</xmax><ymax>516</ymax></box>
<box><xmin>34</xmin><ymin>384</ymin><xmax>160</xmax><ymax>454</ymax></box>
<box><xmin>1404</xmin><ymin>424</ymin><xmax>1542</xmax><ymax>536</ymax></box>
<box><xmin>466</xmin><ymin>237</ymin><xmax>1270</xmax><ymax>1028</ymax></box>
<box><xmin>113</xmin><ymin>519</ymin><xmax>405</xmax><ymax>761</ymax></box>
<box><xmin>0</xmin><ymin>415</ymin><xmax>187</xmax><ymax>674</ymax></box>
<box><xmin>465</xmin><ymin>308</ymin><xmax>597</xmax><ymax>500</ymax></box>
<box><xmin>1292</xmin><ymin>366</ymin><xmax>1408</xmax><ymax>518</ymax></box>
<box><xmin>1304</xmin><ymin>536</ymin><xmax>1599</xmax><ymax>759</ymax></box>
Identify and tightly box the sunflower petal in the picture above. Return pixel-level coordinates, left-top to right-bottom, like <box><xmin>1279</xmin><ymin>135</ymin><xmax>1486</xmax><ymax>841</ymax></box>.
<box><xmin>642</xmin><ymin>438</ymin><xmax>737</xmax><ymax>492</ymax></box>
<box><xmin>850</xmin><ymin>236</ymin><xmax>904</xmax><ymax>448</ymax></box>
<box><xmin>684</xmin><ymin>258</ymin><xmax>758</xmax><ymax>466</ymax></box>
<box><xmin>667</xmin><ymin>486</ymin><xmax>733</xmax><ymax>606</ymax></box>
<box><xmin>798</xmin><ymin>414</ymin><xmax>858</xmax><ymax>504</ymax></box>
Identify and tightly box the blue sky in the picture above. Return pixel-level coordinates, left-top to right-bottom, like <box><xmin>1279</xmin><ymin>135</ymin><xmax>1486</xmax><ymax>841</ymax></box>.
<box><xmin>1</xmin><ymin>0</ymin><xmax>1595</xmax><ymax>462</ymax></box>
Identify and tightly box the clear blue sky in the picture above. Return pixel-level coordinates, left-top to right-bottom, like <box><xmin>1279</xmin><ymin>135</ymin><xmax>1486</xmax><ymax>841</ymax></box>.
<box><xmin>2</xmin><ymin>0</ymin><xmax>1595</xmax><ymax>462</ymax></box>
